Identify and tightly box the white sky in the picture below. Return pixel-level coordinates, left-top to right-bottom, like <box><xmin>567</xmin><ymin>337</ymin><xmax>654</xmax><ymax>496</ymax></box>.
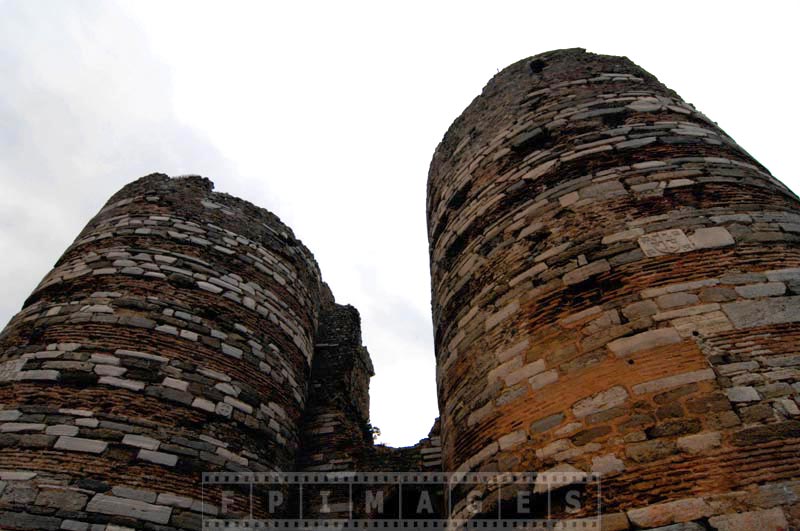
<box><xmin>0</xmin><ymin>0</ymin><xmax>798</xmax><ymax>446</ymax></box>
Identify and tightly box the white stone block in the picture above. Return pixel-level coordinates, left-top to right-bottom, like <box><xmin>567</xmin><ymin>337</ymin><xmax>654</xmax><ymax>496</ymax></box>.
<box><xmin>607</xmin><ymin>328</ymin><xmax>682</xmax><ymax>357</ymax></box>
<box><xmin>689</xmin><ymin>227</ymin><xmax>735</xmax><ymax>249</ymax></box>
<box><xmin>122</xmin><ymin>434</ymin><xmax>160</xmax><ymax>451</ymax></box>
<box><xmin>725</xmin><ymin>386</ymin><xmax>760</xmax><ymax>402</ymax></box>
<box><xmin>572</xmin><ymin>386</ymin><xmax>628</xmax><ymax>418</ymax></box>
<box><xmin>54</xmin><ymin>436</ymin><xmax>108</xmax><ymax>454</ymax></box>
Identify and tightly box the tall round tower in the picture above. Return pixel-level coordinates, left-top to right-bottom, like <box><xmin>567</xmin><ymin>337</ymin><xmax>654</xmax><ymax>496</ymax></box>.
<box><xmin>0</xmin><ymin>174</ymin><xmax>321</xmax><ymax>529</ymax></box>
<box><xmin>428</xmin><ymin>49</ymin><xmax>800</xmax><ymax>527</ymax></box>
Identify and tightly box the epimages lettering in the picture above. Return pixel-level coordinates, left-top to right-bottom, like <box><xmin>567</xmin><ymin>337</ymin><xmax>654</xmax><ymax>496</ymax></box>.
<box><xmin>204</xmin><ymin>471</ymin><xmax>601</xmax><ymax>527</ymax></box>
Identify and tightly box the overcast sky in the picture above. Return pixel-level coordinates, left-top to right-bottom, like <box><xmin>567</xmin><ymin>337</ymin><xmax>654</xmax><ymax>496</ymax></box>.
<box><xmin>1</xmin><ymin>1</ymin><xmax>798</xmax><ymax>446</ymax></box>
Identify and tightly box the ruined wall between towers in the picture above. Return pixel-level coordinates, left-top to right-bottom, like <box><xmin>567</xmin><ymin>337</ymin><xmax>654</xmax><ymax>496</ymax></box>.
<box><xmin>297</xmin><ymin>286</ymin><xmax>443</xmax><ymax>519</ymax></box>
<box><xmin>0</xmin><ymin>174</ymin><xmax>323</xmax><ymax>529</ymax></box>
<box><xmin>428</xmin><ymin>49</ymin><xmax>800</xmax><ymax>527</ymax></box>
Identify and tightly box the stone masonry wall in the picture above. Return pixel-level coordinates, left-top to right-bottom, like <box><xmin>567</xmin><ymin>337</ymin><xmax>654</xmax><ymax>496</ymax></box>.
<box><xmin>299</xmin><ymin>288</ymin><xmax>375</xmax><ymax>475</ymax></box>
<box><xmin>427</xmin><ymin>49</ymin><xmax>800</xmax><ymax>528</ymax></box>
<box><xmin>0</xmin><ymin>174</ymin><xmax>323</xmax><ymax>529</ymax></box>
<box><xmin>297</xmin><ymin>286</ymin><xmax>443</xmax><ymax>519</ymax></box>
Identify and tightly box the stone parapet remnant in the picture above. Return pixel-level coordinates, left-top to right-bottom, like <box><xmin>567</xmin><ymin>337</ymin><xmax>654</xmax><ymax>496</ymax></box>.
<box><xmin>427</xmin><ymin>48</ymin><xmax>800</xmax><ymax>526</ymax></box>
<box><xmin>0</xmin><ymin>174</ymin><xmax>324</xmax><ymax>528</ymax></box>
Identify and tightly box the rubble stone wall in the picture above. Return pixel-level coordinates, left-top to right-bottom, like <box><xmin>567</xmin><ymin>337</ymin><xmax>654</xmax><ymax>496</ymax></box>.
<box><xmin>427</xmin><ymin>49</ymin><xmax>800</xmax><ymax>527</ymax></box>
<box><xmin>299</xmin><ymin>291</ymin><xmax>375</xmax><ymax>475</ymax></box>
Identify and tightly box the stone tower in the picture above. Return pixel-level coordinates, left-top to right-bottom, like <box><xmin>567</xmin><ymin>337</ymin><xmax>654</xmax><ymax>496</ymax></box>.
<box><xmin>428</xmin><ymin>49</ymin><xmax>800</xmax><ymax>527</ymax></box>
<box><xmin>0</xmin><ymin>175</ymin><xmax>328</xmax><ymax>528</ymax></box>
<box><xmin>0</xmin><ymin>173</ymin><xmax>444</xmax><ymax>529</ymax></box>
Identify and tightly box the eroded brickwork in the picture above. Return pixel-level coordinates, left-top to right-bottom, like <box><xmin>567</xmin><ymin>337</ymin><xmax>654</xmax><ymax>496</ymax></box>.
<box><xmin>299</xmin><ymin>287</ymin><xmax>375</xmax><ymax>474</ymax></box>
<box><xmin>297</xmin><ymin>288</ymin><xmax>442</xmax><ymax>519</ymax></box>
<box><xmin>0</xmin><ymin>174</ymin><xmax>325</xmax><ymax>528</ymax></box>
<box><xmin>428</xmin><ymin>49</ymin><xmax>800</xmax><ymax>527</ymax></box>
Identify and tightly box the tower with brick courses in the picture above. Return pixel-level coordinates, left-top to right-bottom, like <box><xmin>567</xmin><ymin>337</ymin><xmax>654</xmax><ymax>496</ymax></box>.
<box><xmin>0</xmin><ymin>174</ymin><xmax>328</xmax><ymax>528</ymax></box>
<box><xmin>0</xmin><ymin>173</ymin><xmax>444</xmax><ymax>529</ymax></box>
<box><xmin>427</xmin><ymin>48</ymin><xmax>800</xmax><ymax>528</ymax></box>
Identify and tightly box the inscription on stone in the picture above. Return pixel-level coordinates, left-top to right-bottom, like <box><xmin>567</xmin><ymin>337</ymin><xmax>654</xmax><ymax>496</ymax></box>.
<box><xmin>638</xmin><ymin>229</ymin><xmax>695</xmax><ymax>257</ymax></box>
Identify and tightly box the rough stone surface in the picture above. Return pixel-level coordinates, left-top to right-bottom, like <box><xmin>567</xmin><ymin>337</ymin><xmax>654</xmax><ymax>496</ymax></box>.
<box><xmin>627</xmin><ymin>498</ymin><xmax>712</xmax><ymax>527</ymax></box>
<box><xmin>427</xmin><ymin>48</ymin><xmax>800</xmax><ymax>524</ymax></box>
<box><xmin>676</xmin><ymin>431</ymin><xmax>722</xmax><ymax>454</ymax></box>
<box><xmin>708</xmin><ymin>507</ymin><xmax>788</xmax><ymax>531</ymax></box>
<box><xmin>722</xmin><ymin>296</ymin><xmax>800</xmax><ymax>328</ymax></box>
<box><xmin>572</xmin><ymin>386</ymin><xmax>629</xmax><ymax>418</ymax></box>
<box><xmin>54</xmin><ymin>436</ymin><xmax>108</xmax><ymax>454</ymax></box>
<box><xmin>689</xmin><ymin>227</ymin><xmax>735</xmax><ymax>249</ymax></box>
<box><xmin>86</xmin><ymin>493</ymin><xmax>172</xmax><ymax>524</ymax></box>
<box><xmin>607</xmin><ymin>328</ymin><xmax>682</xmax><ymax>357</ymax></box>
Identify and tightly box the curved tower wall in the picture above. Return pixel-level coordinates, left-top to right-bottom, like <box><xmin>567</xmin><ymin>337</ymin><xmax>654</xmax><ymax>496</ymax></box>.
<box><xmin>0</xmin><ymin>174</ymin><xmax>321</xmax><ymax>528</ymax></box>
<box><xmin>428</xmin><ymin>49</ymin><xmax>800</xmax><ymax>524</ymax></box>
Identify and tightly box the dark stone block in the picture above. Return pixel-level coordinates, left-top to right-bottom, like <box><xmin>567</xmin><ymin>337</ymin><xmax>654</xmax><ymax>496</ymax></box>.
<box><xmin>0</xmin><ymin>511</ymin><xmax>61</xmax><ymax>530</ymax></box>
<box><xmin>530</xmin><ymin>413</ymin><xmax>565</xmax><ymax>434</ymax></box>
<box><xmin>654</xmin><ymin>383</ymin><xmax>698</xmax><ymax>404</ymax></box>
<box><xmin>60</xmin><ymin>371</ymin><xmax>99</xmax><ymax>386</ymax></box>
<box><xmin>646</xmin><ymin>419</ymin><xmax>702</xmax><ymax>438</ymax></box>
<box><xmin>74</xmin><ymin>478</ymin><xmax>111</xmax><ymax>492</ymax></box>
<box><xmin>17</xmin><ymin>434</ymin><xmax>57</xmax><ymax>448</ymax></box>
<box><xmin>572</xmin><ymin>425</ymin><xmax>611</xmax><ymax>446</ymax></box>
<box><xmin>626</xmin><ymin>439</ymin><xmax>677</xmax><ymax>463</ymax></box>
<box><xmin>731</xmin><ymin>421</ymin><xmax>800</xmax><ymax>446</ymax></box>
